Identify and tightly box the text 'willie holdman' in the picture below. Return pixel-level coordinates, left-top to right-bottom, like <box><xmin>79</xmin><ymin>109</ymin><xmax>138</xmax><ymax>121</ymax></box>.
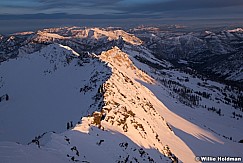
<box><xmin>195</xmin><ymin>156</ymin><xmax>242</xmax><ymax>162</ymax></box>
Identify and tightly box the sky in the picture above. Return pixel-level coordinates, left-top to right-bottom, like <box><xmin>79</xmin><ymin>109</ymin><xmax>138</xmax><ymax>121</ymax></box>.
<box><xmin>1</xmin><ymin>0</ymin><xmax>243</xmax><ymax>19</ymax></box>
<box><xmin>0</xmin><ymin>0</ymin><xmax>243</xmax><ymax>34</ymax></box>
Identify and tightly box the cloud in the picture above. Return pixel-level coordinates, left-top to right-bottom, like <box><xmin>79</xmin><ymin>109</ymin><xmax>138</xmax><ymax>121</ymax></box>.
<box><xmin>118</xmin><ymin>0</ymin><xmax>243</xmax><ymax>13</ymax></box>
<box><xmin>0</xmin><ymin>0</ymin><xmax>243</xmax><ymax>19</ymax></box>
<box><xmin>0</xmin><ymin>12</ymin><xmax>159</xmax><ymax>21</ymax></box>
<box><xmin>37</xmin><ymin>0</ymin><xmax>123</xmax><ymax>10</ymax></box>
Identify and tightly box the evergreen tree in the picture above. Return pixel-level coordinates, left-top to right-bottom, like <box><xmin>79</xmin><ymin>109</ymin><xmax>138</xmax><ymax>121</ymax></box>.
<box><xmin>5</xmin><ymin>94</ymin><xmax>9</xmax><ymax>101</ymax></box>
<box><xmin>67</xmin><ymin>122</ymin><xmax>70</xmax><ymax>130</ymax></box>
<box><xmin>70</xmin><ymin>121</ymin><xmax>73</xmax><ymax>128</ymax></box>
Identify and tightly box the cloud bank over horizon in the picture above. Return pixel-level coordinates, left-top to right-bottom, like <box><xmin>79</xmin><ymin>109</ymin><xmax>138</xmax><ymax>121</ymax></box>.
<box><xmin>0</xmin><ymin>0</ymin><xmax>243</xmax><ymax>20</ymax></box>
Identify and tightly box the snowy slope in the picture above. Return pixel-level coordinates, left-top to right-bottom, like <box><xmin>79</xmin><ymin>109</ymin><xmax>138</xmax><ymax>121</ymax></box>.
<box><xmin>0</xmin><ymin>43</ymin><xmax>111</xmax><ymax>143</ymax></box>
<box><xmin>0</xmin><ymin>45</ymin><xmax>181</xmax><ymax>163</ymax></box>
<box><xmin>98</xmin><ymin>47</ymin><xmax>195</xmax><ymax>162</ymax></box>
<box><xmin>0</xmin><ymin>119</ymin><xmax>172</xmax><ymax>163</ymax></box>
<box><xmin>123</xmin><ymin>44</ymin><xmax>243</xmax><ymax>159</ymax></box>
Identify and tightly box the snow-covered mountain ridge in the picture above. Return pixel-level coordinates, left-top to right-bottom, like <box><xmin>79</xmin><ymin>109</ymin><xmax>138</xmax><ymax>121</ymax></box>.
<box><xmin>0</xmin><ymin>44</ymin><xmax>183</xmax><ymax>162</ymax></box>
<box><xmin>0</xmin><ymin>43</ymin><xmax>111</xmax><ymax>143</ymax></box>
<box><xmin>132</xmin><ymin>26</ymin><xmax>243</xmax><ymax>83</ymax></box>
<box><xmin>0</xmin><ymin>26</ymin><xmax>142</xmax><ymax>63</ymax></box>
<box><xmin>0</xmin><ymin>27</ymin><xmax>243</xmax><ymax>163</ymax></box>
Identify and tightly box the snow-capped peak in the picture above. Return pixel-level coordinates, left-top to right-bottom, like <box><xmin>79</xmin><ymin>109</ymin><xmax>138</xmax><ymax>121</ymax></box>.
<box><xmin>100</xmin><ymin>46</ymin><xmax>155</xmax><ymax>84</ymax></box>
<box><xmin>228</xmin><ymin>28</ymin><xmax>243</xmax><ymax>33</ymax></box>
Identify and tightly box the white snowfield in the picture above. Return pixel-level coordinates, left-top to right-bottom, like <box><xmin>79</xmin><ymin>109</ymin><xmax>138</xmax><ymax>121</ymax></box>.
<box><xmin>0</xmin><ymin>44</ymin><xmax>111</xmax><ymax>143</ymax></box>
<box><xmin>0</xmin><ymin>41</ymin><xmax>242</xmax><ymax>163</ymax></box>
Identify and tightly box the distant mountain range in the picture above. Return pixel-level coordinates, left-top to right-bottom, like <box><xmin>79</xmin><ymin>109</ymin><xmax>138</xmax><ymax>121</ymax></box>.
<box><xmin>132</xmin><ymin>26</ymin><xmax>243</xmax><ymax>83</ymax></box>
